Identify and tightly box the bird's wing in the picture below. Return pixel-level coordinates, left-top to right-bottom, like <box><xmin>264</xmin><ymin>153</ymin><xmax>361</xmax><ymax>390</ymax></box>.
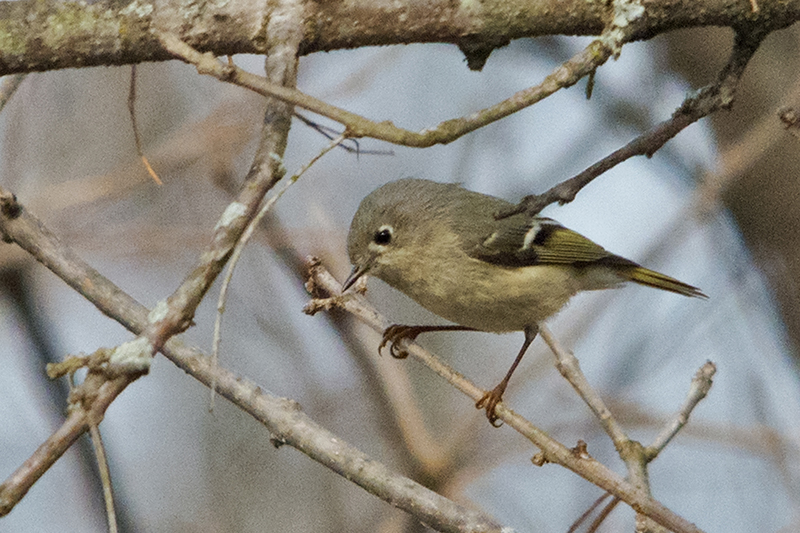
<box><xmin>468</xmin><ymin>217</ymin><xmax>629</xmax><ymax>268</ymax></box>
<box><xmin>466</xmin><ymin>214</ymin><xmax>707</xmax><ymax>298</ymax></box>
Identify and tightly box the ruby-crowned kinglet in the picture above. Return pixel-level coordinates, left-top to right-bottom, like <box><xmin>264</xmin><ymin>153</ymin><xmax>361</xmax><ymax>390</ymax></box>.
<box><xmin>343</xmin><ymin>178</ymin><xmax>705</xmax><ymax>425</ymax></box>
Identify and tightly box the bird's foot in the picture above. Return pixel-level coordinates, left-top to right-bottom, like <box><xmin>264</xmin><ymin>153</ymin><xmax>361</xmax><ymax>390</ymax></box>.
<box><xmin>475</xmin><ymin>383</ymin><xmax>508</xmax><ymax>427</ymax></box>
<box><xmin>379</xmin><ymin>325</ymin><xmax>425</xmax><ymax>359</ymax></box>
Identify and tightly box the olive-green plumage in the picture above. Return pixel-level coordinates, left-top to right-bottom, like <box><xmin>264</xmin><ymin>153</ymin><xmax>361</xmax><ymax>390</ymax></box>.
<box><xmin>345</xmin><ymin>178</ymin><xmax>704</xmax><ymax>332</ymax></box>
<box><xmin>344</xmin><ymin>178</ymin><xmax>705</xmax><ymax>424</ymax></box>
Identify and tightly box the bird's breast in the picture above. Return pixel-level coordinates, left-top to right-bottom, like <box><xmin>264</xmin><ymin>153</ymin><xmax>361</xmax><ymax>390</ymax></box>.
<box><xmin>394</xmin><ymin>261</ymin><xmax>581</xmax><ymax>333</ymax></box>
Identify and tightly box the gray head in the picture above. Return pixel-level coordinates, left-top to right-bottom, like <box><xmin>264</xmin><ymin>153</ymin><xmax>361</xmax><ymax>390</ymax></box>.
<box><xmin>343</xmin><ymin>179</ymin><xmax>461</xmax><ymax>290</ymax></box>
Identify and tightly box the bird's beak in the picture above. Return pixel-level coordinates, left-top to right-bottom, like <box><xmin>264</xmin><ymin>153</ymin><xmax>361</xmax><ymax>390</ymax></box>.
<box><xmin>342</xmin><ymin>263</ymin><xmax>368</xmax><ymax>292</ymax></box>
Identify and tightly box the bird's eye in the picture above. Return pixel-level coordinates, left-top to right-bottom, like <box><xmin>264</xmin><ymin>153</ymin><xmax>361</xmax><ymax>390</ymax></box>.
<box><xmin>373</xmin><ymin>226</ymin><xmax>393</xmax><ymax>245</ymax></box>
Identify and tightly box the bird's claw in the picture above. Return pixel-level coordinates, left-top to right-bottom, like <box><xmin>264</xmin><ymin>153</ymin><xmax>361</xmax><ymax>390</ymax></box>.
<box><xmin>379</xmin><ymin>325</ymin><xmax>421</xmax><ymax>359</ymax></box>
<box><xmin>475</xmin><ymin>385</ymin><xmax>506</xmax><ymax>427</ymax></box>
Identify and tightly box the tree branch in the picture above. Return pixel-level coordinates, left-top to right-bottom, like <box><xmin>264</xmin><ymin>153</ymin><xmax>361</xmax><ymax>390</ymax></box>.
<box><xmin>498</xmin><ymin>28</ymin><xmax>765</xmax><ymax>217</ymax></box>
<box><xmin>161</xmin><ymin>31</ymin><xmax>617</xmax><ymax>147</ymax></box>
<box><xmin>304</xmin><ymin>259</ymin><xmax>705</xmax><ymax>533</ymax></box>
<box><xmin>0</xmin><ymin>0</ymin><xmax>306</xmax><ymax>514</ymax></box>
<box><xmin>0</xmin><ymin>0</ymin><xmax>795</xmax><ymax>75</ymax></box>
<box><xmin>539</xmin><ymin>327</ymin><xmax>715</xmax><ymax>531</ymax></box>
<box><xmin>645</xmin><ymin>361</ymin><xmax>716</xmax><ymax>461</ymax></box>
<box><xmin>0</xmin><ymin>187</ymin><xmax>509</xmax><ymax>533</ymax></box>
<box><xmin>0</xmin><ymin>4</ymin><xmax>516</xmax><ymax>530</ymax></box>
<box><xmin>538</xmin><ymin>326</ymin><xmax>629</xmax><ymax>450</ymax></box>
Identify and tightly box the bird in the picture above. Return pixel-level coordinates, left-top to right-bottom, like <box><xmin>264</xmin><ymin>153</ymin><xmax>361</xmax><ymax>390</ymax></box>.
<box><xmin>343</xmin><ymin>178</ymin><xmax>706</xmax><ymax>425</ymax></box>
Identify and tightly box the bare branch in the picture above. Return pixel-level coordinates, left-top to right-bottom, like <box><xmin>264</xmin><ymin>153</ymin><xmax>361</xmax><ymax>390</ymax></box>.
<box><xmin>88</xmin><ymin>424</ymin><xmax>118</xmax><ymax>533</ymax></box>
<box><xmin>159</xmin><ymin>32</ymin><xmax>618</xmax><ymax>147</ymax></box>
<box><xmin>0</xmin><ymin>188</ymin><xmax>509</xmax><ymax>533</ymax></box>
<box><xmin>498</xmin><ymin>29</ymin><xmax>765</xmax><ymax>217</ymax></box>
<box><xmin>1</xmin><ymin>0</ymin><xmax>306</xmax><ymax>512</ymax></box>
<box><xmin>0</xmin><ymin>3</ymin><xmax>515</xmax><ymax>530</ymax></box>
<box><xmin>539</xmin><ymin>326</ymin><xmax>658</xmax><ymax>530</ymax></box>
<box><xmin>538</xmin><ymin>326</ymin><xmax>628</xmax><ymax>450</ymax></box>
<box><xmin>539</xmin><ymin>329</ymin><xmax>716</xmax><ymax>530</ymax></box>
<box><xmin>305</xmin><ymin>259</ymin><xmax>705</xmax><ymax>533</ymax></box>
<box><xmin>0</xmin><ymin>0</ymin><xmax>796</xmax><ymax>75</ymax></box>
<box><xmin>645</xmin><ymin>361</ymin><xmax>717</xmax><ymax>461</ymax></box>
<box><xmin>142</xmin><ymin>0</ymin><xmax>305</xmax><ymax>354</ymax></box>
<box><xmin>211</xmin><ymin>133</ymin><xmax>346</xmax><ymax>406</ymax></box>
<box><xmin>567</xmin><ymin>492</ymin><xmax>613</xmax><ymax>533</ymax></box>
<box><xmin>0</xmin><ymin>368</ymin><xmax>131</xmax><ymax>516</ymax></box>
<box><xmin>0</xmin><ymin>0</ymin><xmax>781</xmax><ymax>529</ymax></box>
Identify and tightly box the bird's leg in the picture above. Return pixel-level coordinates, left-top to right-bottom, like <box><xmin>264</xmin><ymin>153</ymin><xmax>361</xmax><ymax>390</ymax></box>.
<box><xmin>380</xmin><ymin>325</ymin><xmax>476</xmax><ymax>359</ymax></box>
<box><xmin>476</xmin><ymin>325</ymin><xmax>538</xmax><ymax>427</ymax></box>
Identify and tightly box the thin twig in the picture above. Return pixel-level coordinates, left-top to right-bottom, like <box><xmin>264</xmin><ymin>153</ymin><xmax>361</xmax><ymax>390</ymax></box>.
<box><xmin>540</xmin><ymin>324</ymin><xmax>662</xmax><ymax>530</ymax></box>
<box><xmin>0</xmin><ymin>370</ymin><xmax>130</xmax><ymax>517</ymax></box>
<box><xmin>497</xmin><ymin>29</ymin><xmax>765</xmax><ymax>218</ymax></box>
<box><xmin>567</xmin><ymin>492</ymin><xmax>612</xmax><ymax>533</ymax></box>
<box><xmin>645</xmin><ymin>361</ymin><xmax>716</xmax><ymax>461</ymax></box>
<box><xmin>588</xmin><ymin>496</ymin><xmax>621</xmax><ymax>533</ymax></box>
<box><xmin>210</xmin><ymin>134</ymin><xmax>346</xmax><ymax>407</ymax></box>
<box><xmin>158</xmin><ymin>31</ymin><xmax>621</xmax><ymax>148</ymax></box>
<box><xmin>127</xmin><ymin>65</ymin><xmax>163</xmax><ymax>185</ymax></box>
<box><xmin>540</xmin><ymin>330</ymin><xmax>715</xmax><ymax>530</ymax></box>
<box><xmin>89</xmin><ymin>424</ymin><xmax>118</xmax><ymax>533</ymax></box>
<box><xmin>538</xmin><ymin>326</ymin><xmax>629</xmax><ymax>450</ymax></box>
<box><xmin>293</xmin><ymin>113</ymin><xmax>393</xmax><ymax>155</ymax></box>
<box><xmin>141</xmin><ymin>16</ymin><xmax>303</xmax><ymax>357</ymax></box>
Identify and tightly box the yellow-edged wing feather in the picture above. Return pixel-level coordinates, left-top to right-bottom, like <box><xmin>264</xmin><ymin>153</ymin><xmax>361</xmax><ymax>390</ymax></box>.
<box><xmin>470</xmin><ymin>217</ymin><xmax>706</xmax><ymax>298</ymax></box>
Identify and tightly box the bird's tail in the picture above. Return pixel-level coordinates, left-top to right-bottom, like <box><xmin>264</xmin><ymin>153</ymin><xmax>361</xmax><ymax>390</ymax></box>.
<box><xmin>624</xmin><ymin>265</ymin><xmax>707</xmax><ymax>299</ymax></box>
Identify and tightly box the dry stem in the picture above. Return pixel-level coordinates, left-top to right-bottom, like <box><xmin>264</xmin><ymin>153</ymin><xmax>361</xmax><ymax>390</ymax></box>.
<box><xmin>305</xmin><ymin>259</ymin><xmax>705</xmax><ymax>533</ymax></box>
